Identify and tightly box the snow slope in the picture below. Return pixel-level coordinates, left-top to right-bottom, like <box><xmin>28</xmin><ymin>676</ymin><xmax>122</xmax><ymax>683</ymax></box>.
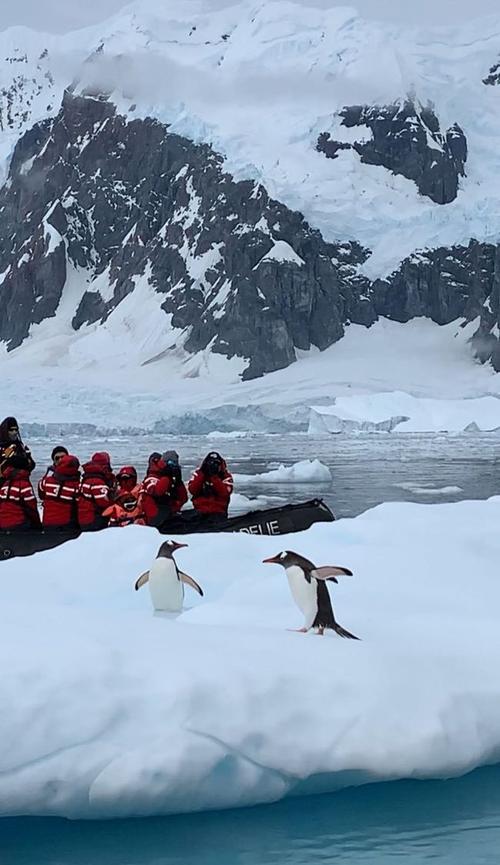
<box><xmin>1</xmin><ymin>496</ymin><xmax>500</xmax><ymax>818</ymax></box>
<box><xmin>3</xmin><ymin>0</ymin><xmax>500</xmax><ymax>277</ymax></box>
<box><xmin>2</xmin><ymin>4</ymin><xmax>500</xmax><ymax>414</ymax></box>
<box><xmin>1</xmin><ymin>318</ymin><xmax>498</xmax><ymax>430</ymax></box>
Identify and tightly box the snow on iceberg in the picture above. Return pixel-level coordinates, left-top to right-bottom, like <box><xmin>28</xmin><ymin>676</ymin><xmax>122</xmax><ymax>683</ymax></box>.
<box><xmin>309</xmin><ymin>392</ymin><xmax>500</xmax><ymax>433</ymax></box>
<box><xmin>1</xmin><ymin>496</ymin><xmax>500</xmax><ymax>818</ymax></box>
<box><xmin>229</xmin><ymin>492</ymin><xmax>285</xmax><ymax>513</ymax></box>
<box><xmin>395</xmin><ymin>483</ymin><xmax>463</xmax><ymax>496</ymax></box>
<box><xmin>233</xmin><ymin>459</ymin><xmax>332</xmax><ymax>484</ymax></box>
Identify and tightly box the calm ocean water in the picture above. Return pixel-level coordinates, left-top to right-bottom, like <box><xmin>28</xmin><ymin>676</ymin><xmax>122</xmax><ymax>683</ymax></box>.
<box><xmin>3</xmin><ymin>766</ymin><xmax>500</xmax><ymax>864</ymax></box>
<box><xmin>28</xmin><ymin>431</ymin><xmax>500</xmax><ymax>517</ymax></box>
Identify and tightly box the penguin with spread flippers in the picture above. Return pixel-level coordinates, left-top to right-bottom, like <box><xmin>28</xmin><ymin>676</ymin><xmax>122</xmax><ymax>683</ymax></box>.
<box><xmin>263</xmin><ymin>550</ymin><xmax>359</xmax><ymax>638</ymax></box>
<box><xmin>135</xmin><ymin>540</ymin><xmax>204</xmax><ymax>612</ymax></box>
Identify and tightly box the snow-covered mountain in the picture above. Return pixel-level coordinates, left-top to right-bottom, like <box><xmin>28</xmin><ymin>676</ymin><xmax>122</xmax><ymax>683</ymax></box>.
<box><xmin>1</xmin><ymin>0</ymin><xmax>500</xmax><ymax>390</ymax></box>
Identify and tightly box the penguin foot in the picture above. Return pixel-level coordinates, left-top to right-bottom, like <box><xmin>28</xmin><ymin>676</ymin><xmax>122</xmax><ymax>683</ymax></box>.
<box><xmin>315</xmin><ymin>627</ymin><xmax>325</xmax><ymax>636</ymax></box>
<box><xmin>287</xmin><ymin>627</ymin><xmax>308</xmax><ymax>633</ymax></box>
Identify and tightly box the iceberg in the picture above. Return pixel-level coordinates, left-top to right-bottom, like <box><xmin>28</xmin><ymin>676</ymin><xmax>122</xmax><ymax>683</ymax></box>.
<box><xmin>233</xmin><ymin>459</ymin><xmax>332</xmax><ymax>485</ymax></box>
<box><xmin>1</xmin><ymin>497</ymin><xmax>500</xmax><ymax>818</ymax></box>
<box><xmin>309</xmin><ymin>392</ymin><xmax>500</xmax><ymax>434</ymax></box>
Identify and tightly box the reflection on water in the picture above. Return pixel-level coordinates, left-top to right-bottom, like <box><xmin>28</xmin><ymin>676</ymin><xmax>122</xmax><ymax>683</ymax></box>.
<box><xmin>28</xmin><ymin>432</ymin><xmax>500</xmax><ymax>517</ymax></box>
<box><xmin>3</xmin><ymin>766</ymin><xmax>500</xmax><ymax>865</ymax></box>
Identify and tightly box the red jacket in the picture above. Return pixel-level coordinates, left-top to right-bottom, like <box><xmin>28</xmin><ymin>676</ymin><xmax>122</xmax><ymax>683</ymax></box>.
<box><xmin>188</xmin><ymin>466</ymin><xmax>233</xmax><ymax>515</ymax></box>
<box><xmin>78</xmin><ymin>456</ymin><xmax>114</xmax><ymax>530</ymax></box>
<box><xmin>142</xmin><ymin>468</ymin><xmax>188</xmax><ymax>526</ymax></box>
<box><xmin>0</xmin><ymin>467</ymin><xmax>41</xmax><ymax>530</ymax></box>
<box><xmin>39</xmin><ymin>455</ymin><xmax>80</xmax><ymax>529</ymax></box>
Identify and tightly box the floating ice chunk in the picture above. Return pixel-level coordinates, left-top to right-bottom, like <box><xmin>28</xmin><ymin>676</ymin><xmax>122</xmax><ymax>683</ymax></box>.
<box><xmin>395</xmin><ymin>483</ymin><xmax>463</xmax><ymax>496</ymax></box>
<box><xmin>234</xmin><ymin>459</ymin><xmax>332</xmax><ymax>484</ymax></box>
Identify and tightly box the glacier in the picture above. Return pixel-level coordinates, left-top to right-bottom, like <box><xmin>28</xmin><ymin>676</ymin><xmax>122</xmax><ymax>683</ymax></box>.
<box><xmin>2</xmin><ymin>318</ymin><xmax>500</xmax><ymax>431</ymax></box>
<box><xmin>308</xmin><ymin>392</ymin><xmax>500</xmax><ymax>433</ymax></box>
<box><xmin>1</xmin><ymin>496</ymin><xmax>500</xmax><ymax>818</ymax></box>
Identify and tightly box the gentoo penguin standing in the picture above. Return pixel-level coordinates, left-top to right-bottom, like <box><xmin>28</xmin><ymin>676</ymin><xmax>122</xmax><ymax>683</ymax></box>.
<box><xmin>135</xmin><ymin>540</ymin><xmax>204</xmax><ymax>612</ymax></box>
<box><xmin>263</xmin><ymin>550</ymin><xmax>359</xmax><ymax>639</ymax></box>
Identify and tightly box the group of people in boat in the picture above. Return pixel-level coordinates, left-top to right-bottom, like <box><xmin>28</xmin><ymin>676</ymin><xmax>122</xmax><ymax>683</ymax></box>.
<box><xmin>0</xmin><ymin>416</ymin><xmax>234</xmax><ymax>532</ymax></box>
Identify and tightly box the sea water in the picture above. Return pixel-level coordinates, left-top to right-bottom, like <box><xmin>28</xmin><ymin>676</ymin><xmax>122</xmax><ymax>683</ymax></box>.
<box><xmin>27</xmin><ymin>431</ymin><xmax>500</xmax><ymax>517</ymax></box>
<box><xmin>3</xmin><ymin>766</ymin><xmax>500</xmax><ymax>864</ymax></box>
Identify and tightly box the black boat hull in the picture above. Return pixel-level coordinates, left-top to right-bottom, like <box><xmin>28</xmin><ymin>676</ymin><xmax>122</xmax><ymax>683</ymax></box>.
<box><xmin>0</xmin><ymin>499</ymin><xmax>334</xmax><ymax>561</ymax></box>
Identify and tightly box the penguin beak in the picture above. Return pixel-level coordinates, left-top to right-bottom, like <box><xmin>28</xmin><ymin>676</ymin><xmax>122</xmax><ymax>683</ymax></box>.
<box><xmin>171</xmin><ymin>541</ymin><xmax>188</xmax><ymax>551</ymax></box>
<box><xmin>262</xmin><ymin>555</ymin><xmax>281</xmax><ymax>564</ymax></box>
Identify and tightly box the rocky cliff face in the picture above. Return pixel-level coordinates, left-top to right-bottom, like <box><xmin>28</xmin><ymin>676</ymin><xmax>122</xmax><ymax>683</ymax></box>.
<box><xmin>0</xmin><ymin>92</ymin><xmax>375</xmax><ymax>379</ymax></box>
<box><xmin>0</xmin><ymin>91</ymin><xmax>499</xmax><ymax>377</ymax></box>
<box><xmin>483</xmin><ymin>59</ymin><xmax>500</xmax><ymax>86</ymax></box>
<box><xmin>374</xmin><ymin>242</ymin><xmax>500</xmax><ymax>371</ymax></box>
<box><xmin>317</xmin><ymin>100</ymin><xmax>467</xmax><ymax>205</ymax></box>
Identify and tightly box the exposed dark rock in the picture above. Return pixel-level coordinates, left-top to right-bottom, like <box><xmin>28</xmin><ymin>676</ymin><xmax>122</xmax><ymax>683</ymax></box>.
<box><xmin>317</xmin><ymin>99</ymin><xmax>467</xmax><ymax>204</ymax></box>
<box><xmin>0</xmin><ymin>91</ymin><xmax>374</xmax><ymax>379</ymax></box>
<box><xmin>483</xmin><ymin>59</ymin><xmax>500</xmax><ymax>85</ymax></box>
<box><xmin>374</xmin><ymin>241</ymin><xmax>500</xmax><ymax>371</ymax></box>
<box><xmin>0</xmin><ymin>92</ymin><xmax>499</xmax><ymax>378</ymax></box>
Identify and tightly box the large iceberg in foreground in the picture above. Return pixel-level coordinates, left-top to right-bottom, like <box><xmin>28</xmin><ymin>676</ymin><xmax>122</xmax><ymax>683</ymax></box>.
<box><xmin>1</xmin><ymin>497</ymin><xmax>500</xmax><ymax>819</ymax></box>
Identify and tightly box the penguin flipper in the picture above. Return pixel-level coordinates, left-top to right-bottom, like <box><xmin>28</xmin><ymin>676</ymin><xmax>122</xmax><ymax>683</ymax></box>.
<box><xmin>311</xmin><ymin>565</ymin><xmax>353</xmax><ymax>581</ymax></box>
<box><xmin>135</xmin><ymin>570</ymin><xmax>150</xmax><ymax>591</ymax></box>
<box><xmin>179</xmin><ymin>571</ymin><xmax>204</xmax><ymax>597</ymax></box>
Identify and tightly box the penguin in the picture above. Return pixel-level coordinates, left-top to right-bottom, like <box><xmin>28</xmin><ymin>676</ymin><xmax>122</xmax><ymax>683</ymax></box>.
<box><xmin>263</xmin><ymin>550</ymin><xmax>359</xmax><ymax>638</ymax></box>
<box><xmin>135</xmin><ymin>540</ymin><xmax>204</xmax><ymax>612</ymax></box>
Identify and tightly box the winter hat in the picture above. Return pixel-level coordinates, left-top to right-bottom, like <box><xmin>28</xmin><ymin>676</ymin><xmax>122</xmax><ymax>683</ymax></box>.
<box><xmin>92</xmin><ymin>451</ymin><xmax>111</xmax><ymax>467</ymax></box>
<box><xmin>51</xmin><ymin>445</ymin><xmax>69</xmax><ymax>461</ymax></box>
<box><xmin>0</xmin><ymin>417</ymin><xmax>19</xmax><ymax>443</ymax></box>
<box><xmin>162</xmin><ymin>450</ymin><xmax>179</xmax><ymax>466</ymax></box>
<box><xmin>117</xmin><ymin>465</ymin><xmax>137</xmax><ymax>481</ymax></box>
<box><xmin>55</xmin><ymin>455</ymin><xmax>80</xmax><ymax>477</ymax></box>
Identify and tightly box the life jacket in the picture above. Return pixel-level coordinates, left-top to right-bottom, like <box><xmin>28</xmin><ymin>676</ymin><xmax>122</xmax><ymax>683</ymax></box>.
<box><xmin>0</xmin><ymin>467</ymin><xmax>41</xmax><ymax>530</ymax></box>
<box><xmin>103</xmin><ymin>493</ymin><xmax>145</xmax><ymax>527</ymax></box>
<box><xmin>78</xmin><ymin>453</ymin><xmax>114</xmax><ymax>531</ymax></box>
<box><xmin>39</xmin><ymin>455</ymin><xmax>80</xmax><ymax>529</ymax></box>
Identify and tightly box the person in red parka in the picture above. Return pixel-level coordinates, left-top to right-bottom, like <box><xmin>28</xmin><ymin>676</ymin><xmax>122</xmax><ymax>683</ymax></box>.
<box><xmin>0</xmin><ymin>454</ymin><xmax>41</xmax><ymax>530</ymax></box>
<box><xmin>78</xmin><ymin>451</ymin><xmax>115</xmax><ymax>531</ymax></box>
<box><xmin>116</xmin><ymin>466</ymin><xmax>142</xmax><ymax>500</ymax></box>
<box><xmin>142</xmin><ymin>451</ymin><xmax>188</xmax><ymax>527</ymax></box>
<box><xmin>39</xmin><ymin>454</ymin><xmax>81</xmax><ymax>530</ymax></box>
<box><xmin>188</xmin><ymin>451</ymin><xmax>233</xmax><ymax>517</ymax></box>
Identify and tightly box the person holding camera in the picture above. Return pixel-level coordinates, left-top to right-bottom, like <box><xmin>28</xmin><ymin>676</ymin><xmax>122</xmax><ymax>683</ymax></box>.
<box><xmin>142</xmin><ymin>451</ymin><xmax>188</xmax><ymax>527</ymax></box>
<box><xmin>0</xmin><ymin>416</ymin><xmax>35</xmax><ymax>478</ymax></box>
<box><xmin>188</xmin><ymin>451</ymin><xmax>233</xmax><ymax>517</ymax></box>
<box><xmin>0</xmin><ymin>452</ymin><xmax>41</xmax><ymax>531</ymax></box>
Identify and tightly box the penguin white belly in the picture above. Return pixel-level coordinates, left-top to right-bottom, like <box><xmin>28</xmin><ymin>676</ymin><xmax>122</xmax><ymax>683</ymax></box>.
<box><xmin>148</xmin><ymin>558</ymin><xmax>184</xmax><ymax>612</ymax></box>
<box><xmin>285</xmin><ymin>565</ymin><xmax>318</xmax><ymax>627</ymax></box>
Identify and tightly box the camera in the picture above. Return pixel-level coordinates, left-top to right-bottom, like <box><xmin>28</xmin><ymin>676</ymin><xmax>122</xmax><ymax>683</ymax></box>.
<box><xmin>203</xmin><ymin>453</ymin><xmax>223</xmax><ymax>476</ymax></box>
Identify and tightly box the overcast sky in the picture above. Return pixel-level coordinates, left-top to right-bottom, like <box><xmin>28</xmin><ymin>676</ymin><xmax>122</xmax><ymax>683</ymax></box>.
<box><xmin>2</xmin><ymin>0</ymin><xmax>498</xmax><ymax>33</ymax></box>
